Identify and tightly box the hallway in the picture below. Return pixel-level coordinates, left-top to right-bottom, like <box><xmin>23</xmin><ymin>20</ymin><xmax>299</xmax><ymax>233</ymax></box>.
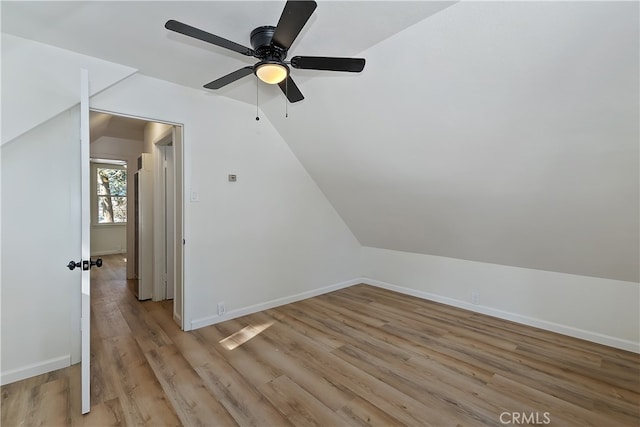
<box><xmin>88</xmin><ymin>254</ymin><xmax>181</xmax><ymax>424</ymax></box>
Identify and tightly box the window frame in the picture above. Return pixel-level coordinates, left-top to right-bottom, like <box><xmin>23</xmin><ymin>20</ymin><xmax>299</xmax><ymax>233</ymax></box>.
<box><xmin>90</xmin><ymin>160</ymin><xmax>128</xmax><ymax>227</ymax></box>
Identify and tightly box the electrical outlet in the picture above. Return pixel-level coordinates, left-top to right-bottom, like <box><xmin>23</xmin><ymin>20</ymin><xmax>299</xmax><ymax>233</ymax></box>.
<box><xmin>217</xmin><ymin>302</ymin><xmax>226</xmax><ymax>316</ymax></box>
<box><xmin>471</xmin><ymin>292</ymin><xmax>480</xmax><ymax>305</ymax></box>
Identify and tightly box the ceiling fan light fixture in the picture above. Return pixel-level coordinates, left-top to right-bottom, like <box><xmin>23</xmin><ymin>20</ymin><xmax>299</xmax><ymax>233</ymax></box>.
<box><xmin>255</xmin><ymin>61</ymin><xmax>289</xmax><ymax>84</ymax></box>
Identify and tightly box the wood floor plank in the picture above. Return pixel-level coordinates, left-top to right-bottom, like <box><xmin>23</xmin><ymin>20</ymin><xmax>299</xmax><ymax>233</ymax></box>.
<box><xmin>20</xmin><ymin>378</ymin><xmax>69</xmax><ymax>427</ymax></box>
<box><xmin>246</xmin><ymin>311</ymin><xmax>357</xmax><ymax>411</ymax></box>
<box><xmin>264</xmin><ymin>307</ymin><xmax>345</xmax><ymax>351</ymax></box>
<box><xmin>258</xmin><ymin>312</ymin><xmax>452</xmax><ymax>426</ymax></box>
<box><xmin>103</xmin><ymin>335</ymin><xmax>181</xmax><ymax>426</ymax></box>
<box><xmin>195</xmin><ymin>320</ymin><xmax>283</xmax><ymax>387</ymax></box>
<box><xmin>92</xmin><ymin>301</ymin><xmax>132</xmax><ymax>339</ymax></box>
<box><xmin>336</xmin><ymin>395</ymin><xmax>406</xmax><ymax>427</ymax></box>
<box><xmin>258</xmin><ymin>375</ymin><xmax>346</xmax><ymax>427</ymax></box>
<box><xmin>89</xmin><ymin>325</ymin><xmax>120</xmax><ymax>405</ymax></box>
<box><xmin>150</xmin><ymin>306</ymin><xmax>293</xmax><ymax>426</ymax></box>
<box><xmin>487</xmin><ymin>374</ymin><xmax>631</xmax><ymax>426</ymax></box>
<box><xmin>144</xmin><ymin>344</ymin><xmax>238</xmax><ymax>426</ymax></box>
<box><xmin>444</xmin><ymin>331</ymin><xmax>640</xmax><ymax>411</ymax></box>
<box><xmin>119</xmin><ymin>298</ymin><xmax>173</xmax><ymax>353</ymax></box>
<box><xmin>194</xmin><ymin>362</ymin><xmax>294</xmax><ymax>427</ymax></box>
<box><xmin>333</xmin><ymin>343</ymin><xmax>501</xmax><ymax>426</ymax></box>
<box><xmin>72</xmin><ymin>397</ymin><xmax>127</xmax><ymax>427</ymax></box>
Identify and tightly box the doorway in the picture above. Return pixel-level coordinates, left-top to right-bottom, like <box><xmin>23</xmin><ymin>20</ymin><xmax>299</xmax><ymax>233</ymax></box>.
<box><xmin>89</xmin><ymin>110</ymin><xmax>184</xmax><ymax>329</ymax></box>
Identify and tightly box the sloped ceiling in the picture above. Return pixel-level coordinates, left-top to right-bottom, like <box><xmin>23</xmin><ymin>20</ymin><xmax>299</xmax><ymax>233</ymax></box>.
<box><xmin>2</xmin><ymin>1</ymin><xmax>638</xmax><ymax>282</ymax></box>
<box><xmin>90</xmin><ymin>112</ymin><xmax>147</xmax><ymax>143</ymax></box>
<box><xmin>1</xmin><ymin>1</ymin><xmax>453</xmax><ymax>105</ymax></box>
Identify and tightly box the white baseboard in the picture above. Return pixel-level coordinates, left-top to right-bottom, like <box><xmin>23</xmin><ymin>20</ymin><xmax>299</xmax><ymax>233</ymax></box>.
<box><xmin>1</xmin><ymin>355</ymin><xmax>71</xmax><ymax>386</ymax></box>
<box><xmin>186</xmin><ymin>275</ymin><xmax>639</xmax><ymax>353</ymax></box>
<box><xmin>91</xmin><ymin>250</ymin><xmax>126</xmax><ymax>256</ymax></box>
<box><xmin>190</xmin><ymin>278</ymin><xmax>362</xmax><ymax>330</ymax></box>
<box><xmin>362</xmin><ymin>278</ymin><xmax>640</xmax><ymax>353</ymax></box>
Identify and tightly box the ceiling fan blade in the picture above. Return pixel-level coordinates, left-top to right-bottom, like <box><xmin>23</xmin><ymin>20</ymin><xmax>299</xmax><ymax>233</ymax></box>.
<box><xmin>291</xmin><ymin>56</ymin><xmax>365</xmax><ymax>72</ymax></box>
<box><xmin>165</xmin><ymin>20</ymin><xmax>254</xmax><ymax>57</ymax></box>
<box><xmin>278</xmin><ymin>76</ymin><xmax>304</xmax><ymax>103</ymax></box>
<box><xmin>272</xmin><ymin>1</ymin><xmax>317</xmax><ymax>50</ymax></box>
<box><xmin>204</xmin><ymin>66</ymin><xmax>254</xmax><ymax>89</ymax></box>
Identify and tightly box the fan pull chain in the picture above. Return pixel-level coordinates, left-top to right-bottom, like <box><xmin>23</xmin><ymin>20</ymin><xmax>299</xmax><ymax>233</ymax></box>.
<box><xmin>285</xmin><ymin>78</ymin><xmax>289</xmax><ymax>118</ymax></box>
<box><xmin>255</xmin><ymin>77</ymin><xmax>260</xmax><ymax>121</ymax></box>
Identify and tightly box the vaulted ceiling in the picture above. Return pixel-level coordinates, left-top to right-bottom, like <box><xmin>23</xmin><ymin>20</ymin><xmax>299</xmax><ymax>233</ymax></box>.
<box><xmin>2</xmin><ymin>1</ymin><xmax>638</xmax><ymax>282</ymax></box>
<box><xmin>90</xmin><ymin>112</ymin><xmax>147</xmax><ymax>143</ymax></box>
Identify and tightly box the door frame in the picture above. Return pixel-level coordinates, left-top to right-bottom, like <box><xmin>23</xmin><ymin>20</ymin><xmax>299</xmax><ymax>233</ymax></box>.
<box><xmin>89</xmin><ymin>107</ymin><xmax>186</xmax><ymax>330</ymax></box>
<box><xmin>153</xmin><ymin>141</ymin><xmax>175</xmax><ymax>302</ymax></box>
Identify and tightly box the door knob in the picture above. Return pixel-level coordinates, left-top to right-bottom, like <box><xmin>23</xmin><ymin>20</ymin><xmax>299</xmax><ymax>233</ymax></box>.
<box><xmin>67</xmin><ymin>258</ymin><xmax>102</xmax><ymax>271</ymax></box>
<box><xmin>67</xmin><ymin>260</ymin><xmax>81</xmax><ymax>271</ymax></box>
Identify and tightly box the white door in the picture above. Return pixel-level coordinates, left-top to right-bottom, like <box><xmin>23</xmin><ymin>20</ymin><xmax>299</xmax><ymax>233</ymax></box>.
<box><xmin>65</xmin><ymin>69</ymin><xmax>95</xmax><ymax>414</ymax></box>
<box><xmin>80</xmin><ymin>69</ymin><xmax>92</xmax><ymax>414</ymax></box>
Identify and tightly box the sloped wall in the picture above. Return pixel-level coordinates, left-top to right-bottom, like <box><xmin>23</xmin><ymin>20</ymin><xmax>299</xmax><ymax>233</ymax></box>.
<box><xmin>264</xmin><ymin>1</ymin><xmax>639</xmax><ymax>283</ymax></box>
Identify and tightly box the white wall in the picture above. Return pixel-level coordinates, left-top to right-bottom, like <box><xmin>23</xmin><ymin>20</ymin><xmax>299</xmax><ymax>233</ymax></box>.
<box><xmin>1</xmin><ymin>109</ymin><xmax>81</xmax><ymax>384</ymax></box>
<box><xmin>362</xmin><ymin>247</ymin><xmax>640</xmax><ymax>352</ymax></box>
<box><xmin>92</xmin><ymin>73</ymin><xmax>363</xmax><ymax>330</ymax></box>
<box><xmin>90</xmin><ymin>225</ymin><xmax>126</xmax><ymax>256</ymax></box>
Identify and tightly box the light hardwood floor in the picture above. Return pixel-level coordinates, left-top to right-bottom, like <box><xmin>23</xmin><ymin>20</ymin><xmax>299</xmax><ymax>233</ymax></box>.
<box><xmin>2</xmin><ymin>254</ymin><xmax>639</xmax><ymax>426</ymax></box>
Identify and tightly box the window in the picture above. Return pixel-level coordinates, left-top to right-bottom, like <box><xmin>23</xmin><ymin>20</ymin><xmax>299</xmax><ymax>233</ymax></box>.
<box><xmin>96</xmin><ymin>165</ymin><xmax>127</xmax><ymax>223</ymax></box>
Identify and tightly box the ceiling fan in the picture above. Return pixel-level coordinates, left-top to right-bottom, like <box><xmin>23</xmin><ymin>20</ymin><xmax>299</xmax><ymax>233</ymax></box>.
<box><xmin>165</xmin><ymin>0</ymin><xmax>365</xmax><ymax>103</ymax></box>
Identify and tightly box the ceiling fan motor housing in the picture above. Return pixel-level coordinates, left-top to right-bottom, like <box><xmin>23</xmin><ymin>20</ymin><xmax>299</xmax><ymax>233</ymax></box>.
<box><xmin>250</xmin><ymin>26</ymin><xmax>287</xmax><ymax>61</ymax></box>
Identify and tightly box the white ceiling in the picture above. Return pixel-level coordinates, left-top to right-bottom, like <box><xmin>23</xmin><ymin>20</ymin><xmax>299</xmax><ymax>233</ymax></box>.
<box><xmin>2</xmin><ymin>1</ymin><xmax>638</xmax><ymax>282</ymax></box>
<box><xmin>1</xmin><ymin>1</ymin><xmax>454</xmax><ymax>104</ymax></box>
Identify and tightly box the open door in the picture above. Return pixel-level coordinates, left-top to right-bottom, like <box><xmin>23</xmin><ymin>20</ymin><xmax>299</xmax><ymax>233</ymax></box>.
<box><xmin>67</xmin><ymin>69</ymin><xmax>93</xmax><ymax>413</ymax></box>
<box><xmin>80</xmin><ymin>69</ymin><xmax>91</xmax><ymax>415</ymax></box>
<box><xmin>65</xmin><ymin>69</ymin><xmax>106</xmax><ymax>414</ymax></box>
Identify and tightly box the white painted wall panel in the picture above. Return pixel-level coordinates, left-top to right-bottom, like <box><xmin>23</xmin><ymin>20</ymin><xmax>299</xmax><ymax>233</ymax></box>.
<box><xmin>90</xmin><ymin>225</ymin><xmax>126</xmax><ymax>256</ymax></box>
<box><xmin>1</xmin><ymin>109</ymin><xmax>81</xmax><ymax>384</ymax></box>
